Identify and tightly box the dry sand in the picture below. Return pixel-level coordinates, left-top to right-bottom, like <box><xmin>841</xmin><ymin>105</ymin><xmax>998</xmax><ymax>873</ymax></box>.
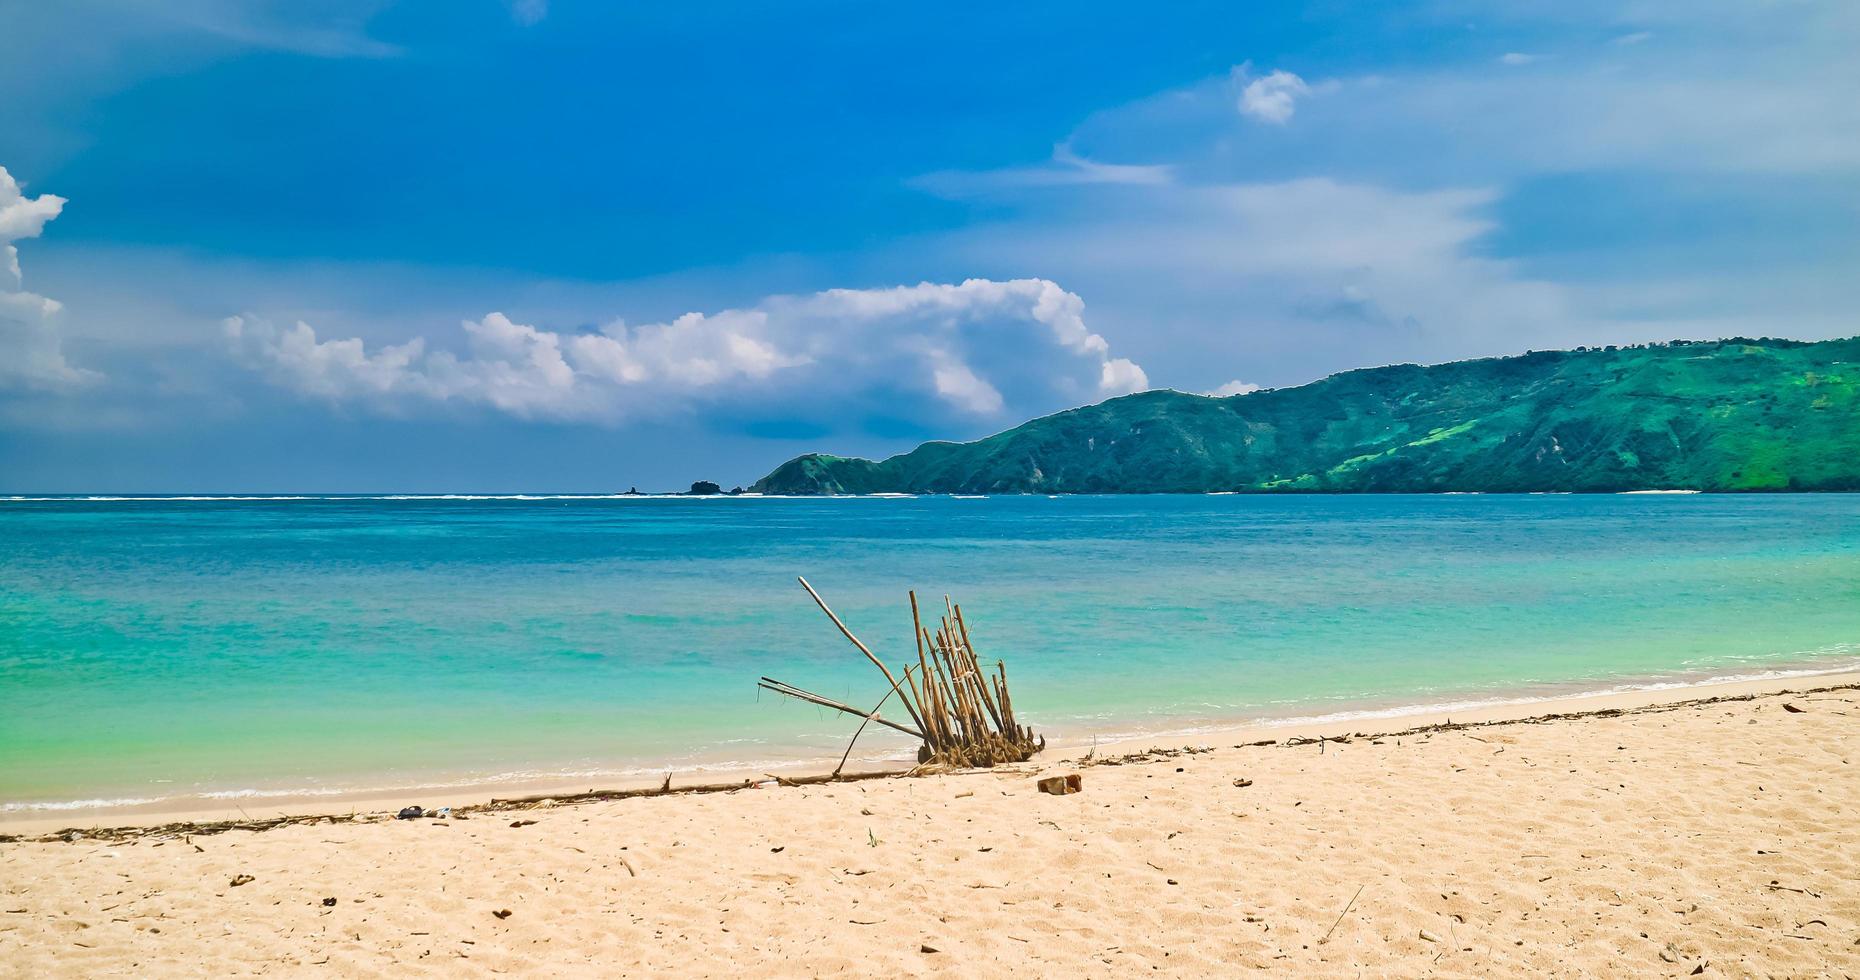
<box><xmin>3</xmin><ymin>675</ymin><xmax>1857</xmax><ymax>976</ymax></box>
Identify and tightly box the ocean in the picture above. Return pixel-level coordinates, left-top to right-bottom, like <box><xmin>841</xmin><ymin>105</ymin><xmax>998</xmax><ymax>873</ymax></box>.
<box><xmin>3</xmin><ymin>493</ymin><xmax>1857</xmax><ymax>813</ymax></box>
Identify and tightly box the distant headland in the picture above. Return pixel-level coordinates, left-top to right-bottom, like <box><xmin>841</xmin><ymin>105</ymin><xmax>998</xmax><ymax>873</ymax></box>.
<box><xmin>749</xmin><ymin>337</ymin><xmax>1860</xmax><ymax>495</ymax></box>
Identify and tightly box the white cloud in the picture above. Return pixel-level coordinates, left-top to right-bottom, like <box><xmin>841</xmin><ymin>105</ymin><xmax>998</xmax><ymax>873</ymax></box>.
<box><xmin>1610</xmin><ymin>31</ymin><xmax>1652</xmax><ymax>46</ymax></box>
<box><xmin>509</xmin><ymin>0</ymin><xmax>547</xmax><ymax>26</ymax></box>
<box><xmin>929</xmin><ymin>351</ymin><xmax>1003</xmax><ymax>415</ymax></box>
<box><xmin>933</xmin><ymin>175</ymin><xmax>1582</xmax><ymax>387</ymax></box>
<box><xmin>0</xmin><ymin>173</ymin><xmax>65</xmax><ymax>247</ymax></box>
<box><xmin>1235</xmin><ymin>65</ymin><xmax>1310</xmax><ymax>124</ymax></box>
<box><xmin>1498</xmin><ymin>52</ymin><xmax>1537</xmax><ymax>66</ymax></box>
<box><xmin>0</xmin><ymin>166</ymin><xmax>97</xmax><ymax>390</ymax></box>
<box><xmin>150</xmin><ymin>2</ymin><xmax>400</xmax><ymax>58</ymax></box>
<box><xmin>911</xmin><ymin>143</ymin><xmax>1172</xmax><ymax>198</ymax></box>
<box><xmin>226</xmin><ymin>278</ymin><xmax>1148</xmax><ymax>422</ymax></box>
<box><xmin>1099</xmin><ymin>357</ymin><xmax>1148</xmax><ymax>395</ymax></box>
<box><xmin>1207</xmin><ymin>380</ymin><xmax>1261</xmax><ymax>397</ymax></box>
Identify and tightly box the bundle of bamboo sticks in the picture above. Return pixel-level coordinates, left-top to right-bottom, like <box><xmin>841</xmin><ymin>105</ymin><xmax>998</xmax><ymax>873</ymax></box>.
<box><xmin>760</xmin><ymin>577</ymin><xmax>1043</xmax><ymax>771</ymax></box>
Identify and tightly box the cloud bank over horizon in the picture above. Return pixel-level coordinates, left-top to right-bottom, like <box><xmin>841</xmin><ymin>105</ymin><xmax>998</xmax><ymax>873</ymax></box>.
<box><xmin>224</xmin><ymin>278</ymin><xmax>1147</xmax><ymax>424</ymax></box>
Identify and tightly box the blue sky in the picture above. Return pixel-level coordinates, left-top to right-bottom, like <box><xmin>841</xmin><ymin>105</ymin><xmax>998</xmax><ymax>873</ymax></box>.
<box><xmin>2</xmin><ymin>0</ymin><xmax>1856</xmax><ymax>491</ymax></box>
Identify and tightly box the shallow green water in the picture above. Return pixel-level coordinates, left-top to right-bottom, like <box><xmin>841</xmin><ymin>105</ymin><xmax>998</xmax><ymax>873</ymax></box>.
<box><xmin>2</xmin><ymin>493</ymin><xmax>1857</xmax><ymax>810</ymax></box>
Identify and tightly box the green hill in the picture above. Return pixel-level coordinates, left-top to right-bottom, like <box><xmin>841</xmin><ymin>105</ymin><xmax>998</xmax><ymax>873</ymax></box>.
<box><xmin>752</xmin><ymin>337</ymin><xmax>1860</xmax><ymax>494</ymax></box>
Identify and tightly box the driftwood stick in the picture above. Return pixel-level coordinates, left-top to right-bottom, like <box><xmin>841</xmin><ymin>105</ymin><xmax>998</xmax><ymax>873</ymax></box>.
<box><xmin>834</xmin><ymin>663</ymin><xmax>919</xmax><ymax>777</ymax></box>
<box><xmin>909</xmin><ymin>592</ymin><xmax>942</xmax><ymax>752</ymax></box>
<box><xmin>1319</xmin><ymin>884</ymin><xmax>1365</xmax><ymax>945</ymax></box>
<box><xmin>798</xmin><ymin>576</ymin><xmax>929</xmax><ymax>735</ymax></box>
<box><xmin>953</xmin><ymin>605</ymin><xmax>1006</xmax><ymax>731</ymax></box>
<box><xmin>766</xmin><ymin>582</ymin><xmax>1042</xmax><ymax>772</ymax></box>
<box><xmin>759</xmin><ymin>678</ymin><xmax>925</xmax><ymax>740</ymax></box>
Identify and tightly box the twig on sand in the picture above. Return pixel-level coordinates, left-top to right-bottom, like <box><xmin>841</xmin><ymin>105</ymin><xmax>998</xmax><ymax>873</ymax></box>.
<box><xmin>1319</xmin><ymin>884</ymin><xmax>1365</xmax><ymax>944</ymax></box>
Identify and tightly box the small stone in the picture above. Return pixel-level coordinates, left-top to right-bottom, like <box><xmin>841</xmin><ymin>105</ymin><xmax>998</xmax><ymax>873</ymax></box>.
<box><xmin>229</xmin><ymin>874</ymin><xmax>255</xmax><ymax>887</ymax></box>
<box><xmin>1037</xmin><ymin>773</ymin><xmax>1082</xmax><ymax>795</ymax></box>
<box><xmin>920</xmin><ymin>944</ymin><xmax>939</xmax><ymax>954</ymax></box>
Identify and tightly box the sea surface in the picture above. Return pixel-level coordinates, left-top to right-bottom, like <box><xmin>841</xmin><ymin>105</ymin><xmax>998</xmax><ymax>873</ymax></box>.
<box><xmin>3</xmin><ymin>493</ymin><xmax>1858</xmax><ymax>812</ymax></box>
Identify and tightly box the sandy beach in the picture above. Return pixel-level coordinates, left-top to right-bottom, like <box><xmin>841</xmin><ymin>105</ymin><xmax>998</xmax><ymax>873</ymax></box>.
<box><xmin>3</xmin><ymin>673</ymin><xmax>1857</xmax><ymax>976</ymax></box>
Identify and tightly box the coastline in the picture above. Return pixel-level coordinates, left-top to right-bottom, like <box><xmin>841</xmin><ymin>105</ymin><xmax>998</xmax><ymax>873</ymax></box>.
<box><xmin>9</xmin><ymin>664</ymin><xmax>1858</xmax><ymax>838</ymax></box>
<box><xmin>6</xmin><ymin>669</ymin><xmax>1856</xmax><ymax>975</ymax></box>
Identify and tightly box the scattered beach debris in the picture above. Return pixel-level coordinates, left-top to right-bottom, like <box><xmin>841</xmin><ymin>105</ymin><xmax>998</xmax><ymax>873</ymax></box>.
<box><xmin>1037</xmin><ymin>774</ymin><xmax>1082</xmax><ymax>795</ymax></box>
<box><xmin>760</xmin><ymin>577</ymin><xmax>1044</xmax><ymax>771</ymax></box>
<box><xmin>1233</xmin><ymin>778</ymin><xmax>1254</xmax><ymax>788</ymax></box>
<box><xmin>1082</xmin><ymin>744</ymin><xmax>1214</xmax><ymax>768</ymax></box>
<box><xmin>1419</xmin><ymin>929</ymin><xmax>1441</xmax><ymax>943</ymax></box>
<box><xmin>492</xmin><ymin>909</ymin><xmax>512</xmax><ymax>920</ymax></box>
<box><xmin>1783</xmin><ymin>703</ymin><xmax>1806</xmax><ymax>713</ymax></box>
<box><xmin>321</xmin><ymin>897</ymin><xmax>337</xmax><ymax>907</ymax></box>
<box><xmin>1040</xmin><ymin>773</ymin><xmax>1083</xmax><ymax>795</ymax></box>
<box><xmin>11</xmin><ymin>683</ymin><xmax>1849</xmax><ymax>846</ymax></box>
<box><xmin>396</xmin><ymin>806</ymin><xmax>425</xmax><ymax>820</ymax></box>
<box><xmin>920</xmin><ymin>944</ymin><xmax>940</xmax><ymax>954</ymax></box>
<box><xmin>1318</xmin><ymin>885</ymin><xmax>1364</xmax><ymax>944</ymax></box>
<box><xmin>510</xmin><ymin>819</ymin><xmax>537</xmax><ymax>828</ymax></box>
<box><xmin>229</xmin><ymin>874</ymin><xmax>255</xmax><ymax>887</ymax></box>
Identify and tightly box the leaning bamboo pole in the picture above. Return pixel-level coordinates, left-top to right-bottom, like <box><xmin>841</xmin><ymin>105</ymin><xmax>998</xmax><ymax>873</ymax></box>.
<box><xmin>758</xmin><ymin>579</ymin><xmax>1044</xmax><ymax>770</ymax></box>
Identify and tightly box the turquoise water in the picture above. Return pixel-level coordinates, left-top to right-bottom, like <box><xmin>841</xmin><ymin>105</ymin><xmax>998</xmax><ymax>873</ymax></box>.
<box><xmin>3</xmin><ymin>493</ymin><xmax>1859</xmax><ymax>810</ymax></box>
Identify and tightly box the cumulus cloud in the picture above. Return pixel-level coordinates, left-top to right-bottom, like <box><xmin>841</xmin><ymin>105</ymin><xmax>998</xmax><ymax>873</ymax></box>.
<box><xmin>226</xmin><ymin>278</ymin><xmax>1148</xmax><ymax>423</ymax></box>
<box><xmin>1235</xmin><ymin>65</ymin><xmax>1310</xmax><ymax>124</ymax></box>
<box><xmin>1207</xmin><ymin>380</ymin><xmax>1261</xmax><ymax>397</ymax></box>
<box><xmin>0</xmin><ymin>166</ymin><xmax>97</xmax><ymax>390</ymax></box>
<box><xmin>931</xmin><ymin>174</ymin><xmax>1583</xmax><ymax>388</ymax></box>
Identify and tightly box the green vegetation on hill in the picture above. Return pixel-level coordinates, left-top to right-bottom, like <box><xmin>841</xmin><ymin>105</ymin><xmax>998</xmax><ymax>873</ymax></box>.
<box><xmin>752</xmin><ymin>337</ymin><xmax>1860</xmax><ymax>494</ymax></box>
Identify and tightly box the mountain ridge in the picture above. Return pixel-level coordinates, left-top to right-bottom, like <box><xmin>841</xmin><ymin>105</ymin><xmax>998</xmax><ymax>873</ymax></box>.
<box><xmin>751</xmin><ymin>337</ymin><xmax>1860</xmax><ymax>494</ymax></box>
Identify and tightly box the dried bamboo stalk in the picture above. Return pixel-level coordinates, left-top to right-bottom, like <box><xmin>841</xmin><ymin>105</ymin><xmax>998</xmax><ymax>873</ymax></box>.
<box><xmin>769</xmin><ymin>582</ymin><xmax>1041</xmax><ymax>770</ymax></box>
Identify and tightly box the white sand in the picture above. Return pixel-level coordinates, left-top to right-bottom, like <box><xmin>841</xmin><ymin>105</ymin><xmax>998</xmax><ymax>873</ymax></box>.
<box><xmin>3</xmin><ymin>674</ymin><xmax>1857</xmax><ymax>976</ymax></box>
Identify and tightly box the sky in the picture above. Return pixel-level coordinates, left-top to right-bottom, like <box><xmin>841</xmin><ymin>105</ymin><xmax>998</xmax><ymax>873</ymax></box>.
<box><xmin>2</xmin><ymin>0</ymin><xmax>1857</xmax><ymax>492</ymax></box>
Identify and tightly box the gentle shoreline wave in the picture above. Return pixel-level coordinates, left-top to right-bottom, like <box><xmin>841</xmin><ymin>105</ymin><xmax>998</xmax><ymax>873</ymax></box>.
<box><xmin>10</xmin><ymin>655</ymin><xmax>1856</xmax><ymax>815</ymax></box>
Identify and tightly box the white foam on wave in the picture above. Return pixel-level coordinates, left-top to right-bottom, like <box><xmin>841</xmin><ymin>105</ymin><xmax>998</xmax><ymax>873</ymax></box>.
<box><xmin>10</xmin><ymin>652</ymin><xmax>1857</xmax><ymax>815</ymax></box>
<box><xmin>1054</xmin><ymin>658</ymin><xmax>1860</xmax><ymax>747</ymax></box>
<box><xmin>0</xmin><ymin>749</ymin><xmax>929</xmax><ymax>815</ymax></box>
<box><xmin>3</xmin><ymin>796</ymin><xmax>164</xmax><ymax>812</ymax></box>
